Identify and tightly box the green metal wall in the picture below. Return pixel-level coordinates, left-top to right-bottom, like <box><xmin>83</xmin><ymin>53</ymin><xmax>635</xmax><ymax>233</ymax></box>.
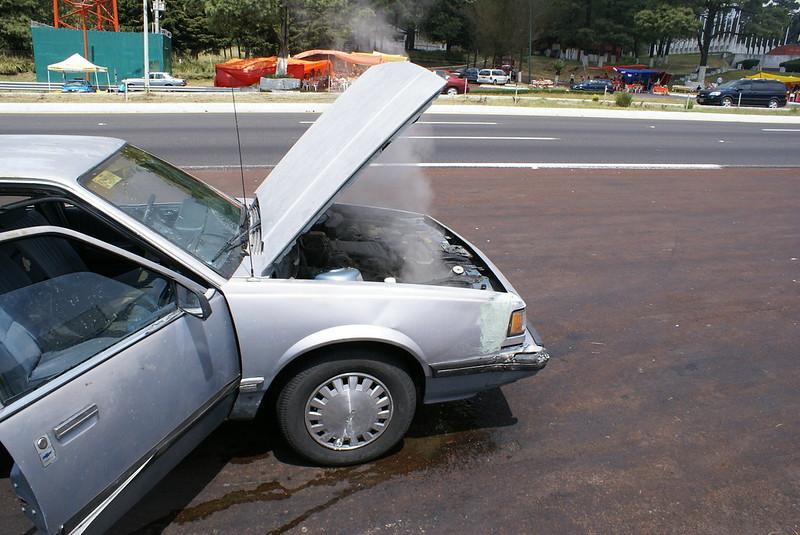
<box><xmin>32</xmin><ymin>26</ymin><xmax>172</xmax><ymax>84</ymax></box>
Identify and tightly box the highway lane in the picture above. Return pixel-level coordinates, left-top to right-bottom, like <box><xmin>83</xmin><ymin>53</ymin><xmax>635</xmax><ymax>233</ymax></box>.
<box><xmin>1</xmin><ymin>113</ymin><xmax>798</xmax><ymax>167</ymax></box>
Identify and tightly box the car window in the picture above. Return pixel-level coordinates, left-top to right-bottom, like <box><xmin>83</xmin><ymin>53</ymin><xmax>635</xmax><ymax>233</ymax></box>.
<box><xmin>479</xmin><ymin>70</ymin><xmax>490</xmax><ymax>75</ymax></box>
<box><xmin>0</xmin><ymin>234</ymin><xmax>177</xmax><ymax>404</ymax></box>
<box><xmin>493</xmin><ymin>70</ymin><xmax>504</xmax><ymax>76</ymax></box>
<box><xmin>78</xmin><ymin>145</ymin><xmax>245</xmax><ymax>277</ymax></box>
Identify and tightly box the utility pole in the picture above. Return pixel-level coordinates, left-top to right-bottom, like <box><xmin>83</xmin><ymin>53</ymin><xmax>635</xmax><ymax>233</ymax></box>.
<box><xmin>153</xmin><ymin>0</ymin><xmax>164</xmax><ymax>34</ymax></box>
<box><xmin>143</xmin><ymin>0</ymin><xmax>149</xmax><ymax>92</ymax></box>
<box><xmin>527</xmin><ymin>0</ymin><xmax>532</xmax><ymax>84</ymax></box>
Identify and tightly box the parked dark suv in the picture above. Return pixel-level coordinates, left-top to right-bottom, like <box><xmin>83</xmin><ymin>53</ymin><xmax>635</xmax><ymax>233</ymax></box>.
<box><xmin>571</xmin><ymin>79</ymin><xmax>615</xmax><ymax>93</ymax></box>
<box><xmin>697</xmin><ymin>78</ymin><xmax>787</xmax><ymax>108</ymax></box>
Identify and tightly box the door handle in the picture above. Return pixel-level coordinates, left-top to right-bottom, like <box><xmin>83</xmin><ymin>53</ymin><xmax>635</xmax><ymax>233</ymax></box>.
<box><xmin>54</xmin><ymin>404</ymin><xmax>99</xmax><ymax>441</ymax></box>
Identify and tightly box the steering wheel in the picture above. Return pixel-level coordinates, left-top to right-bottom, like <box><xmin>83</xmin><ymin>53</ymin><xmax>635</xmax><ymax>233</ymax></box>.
<box><xmin>142</xmin><ymin>194</ymin><xmax>156</xmax><ymax>223</ymax></box>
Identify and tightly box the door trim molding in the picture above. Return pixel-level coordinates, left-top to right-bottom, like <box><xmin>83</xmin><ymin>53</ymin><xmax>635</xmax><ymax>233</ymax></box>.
<box><xmin>62</xmin><ymin>376</ymin><xmax>240</xmax><ymax>534</ymax></box>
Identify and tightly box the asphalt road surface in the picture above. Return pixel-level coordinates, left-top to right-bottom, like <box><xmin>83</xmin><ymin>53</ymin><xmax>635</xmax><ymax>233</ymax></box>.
<box><xmin>2</xmin><ymin>167</ymin><xmax>799</xmax><ymax>534</ymax></box>
<box><xmin>2</xmin><ymin>113</ymin><xmax>800</xmax><ymax>167</ymax></box>
<box><xmin>1</xmin><ymin>116</ymin><xmax>799</xmax><ymax>534</ymax></box>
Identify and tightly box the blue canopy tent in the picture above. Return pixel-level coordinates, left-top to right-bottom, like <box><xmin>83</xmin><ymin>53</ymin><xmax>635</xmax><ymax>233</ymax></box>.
<box><xmin>613</xmin><ymin>68</ymin><xmax>670</xmax><ymax>90</ymax></box>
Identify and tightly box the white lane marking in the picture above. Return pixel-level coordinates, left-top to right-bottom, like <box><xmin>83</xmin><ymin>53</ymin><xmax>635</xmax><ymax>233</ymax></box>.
<box><xmin>182</xmin><ymin>162</ymin><xmax>722</xmax><ymax>170</ymax></box>
<box><xmin>416</xmin><ymin>121</ymin><xmax>498</xmax><ymax>125</ymax></box>
<box><xmin>372</xmin><ymin>162</ymin><xmax>723</xmax><ymax>170</ymax></box>
<box><xmin>762</xmin><ymin>128</ymin><xmax>800</xmax><ymax>132</ymax></box>
<box><xmin>301</xmin><ymin>120</ymin><xmax>498</xmax><ymax>125</ymax></box>
<box><xmin>404</xmin><ymin>136</ymin><xmax>559</xmax><ymax>141</ymax></box>
<box><xmin>182</xmin><ymin>164</ymin><xmax>275</xmax><ymax>169</ymax></box>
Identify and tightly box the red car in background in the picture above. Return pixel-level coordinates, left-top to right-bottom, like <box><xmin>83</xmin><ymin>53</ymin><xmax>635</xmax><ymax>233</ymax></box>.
<box><xmin>433</xmin><ymin>69</ymin><xmax>470</xmax><ymax>95</ymax></box>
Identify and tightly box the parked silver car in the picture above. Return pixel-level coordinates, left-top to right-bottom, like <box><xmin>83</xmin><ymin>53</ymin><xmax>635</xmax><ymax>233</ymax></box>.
<box><xmin>121</xmin><ymin>71</ymin><xmax>187</xmax><ymax>87</ymax></box>
<box><xmin>0</xmin><ymin>61</ymin><xmax>549</xmax><ymax>533</ymax></box>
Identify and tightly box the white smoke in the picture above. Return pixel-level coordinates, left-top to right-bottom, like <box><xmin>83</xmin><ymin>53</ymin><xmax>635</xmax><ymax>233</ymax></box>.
<box><xmin>344</xmin><ymin>3</ymin><xmax>407</xmax><ymax>55</ymax></box>
<box><xmin>338</xmin><ymin>122</ymin><xmax>435</xmax><ymax>214</ymax></box>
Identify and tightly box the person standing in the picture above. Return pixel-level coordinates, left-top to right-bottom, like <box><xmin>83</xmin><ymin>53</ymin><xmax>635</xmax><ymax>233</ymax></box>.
<box><xmin>569</xmin><ymin>73</ymin><xmax>575</xmax><ymax>87</ymax></box>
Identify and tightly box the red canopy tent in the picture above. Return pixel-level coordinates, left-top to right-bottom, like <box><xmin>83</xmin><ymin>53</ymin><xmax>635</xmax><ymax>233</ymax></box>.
<box><xmin>214</xmin><ymin>56</ymin><xmax>331</xmax><ymax>87</ymax></box>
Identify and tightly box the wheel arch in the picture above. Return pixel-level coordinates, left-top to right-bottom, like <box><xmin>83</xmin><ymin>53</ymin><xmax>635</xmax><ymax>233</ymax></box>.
<box><xmin>260</xmin><ymin>334</ymin><xmax>430</xmax><ymax>416</ymax></box>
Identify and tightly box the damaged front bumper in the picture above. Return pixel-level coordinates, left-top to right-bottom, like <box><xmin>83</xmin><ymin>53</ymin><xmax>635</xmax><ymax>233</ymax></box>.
<box><xmin>423</xmin><ymin>328</ymin><xmax>550</xmax><ymax>404</ymax></box>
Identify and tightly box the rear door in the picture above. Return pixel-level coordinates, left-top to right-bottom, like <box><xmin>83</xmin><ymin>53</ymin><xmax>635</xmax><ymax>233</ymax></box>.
<box><xmin>737</xmin><ymin>81</ymin><xmax>756</xmax><ymax>106</ymax></box>
<box><xmin>0</xmin><ymin>226</ymin><xmax>240</xmax><ymax>534</ymax></box>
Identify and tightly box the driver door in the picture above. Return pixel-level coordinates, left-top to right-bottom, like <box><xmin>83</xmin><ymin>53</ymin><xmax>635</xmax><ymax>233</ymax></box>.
<box><xmin>0</xmin><ymin>226</ymin><xmax>240</xmax><ymax>534</ymax></box>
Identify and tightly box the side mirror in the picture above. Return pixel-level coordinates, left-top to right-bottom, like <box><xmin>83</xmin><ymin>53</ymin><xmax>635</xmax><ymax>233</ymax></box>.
<box><xmin>177</xmin><ymin>285</ymin><xmax>214</xmax><ymax>319</ymax></box>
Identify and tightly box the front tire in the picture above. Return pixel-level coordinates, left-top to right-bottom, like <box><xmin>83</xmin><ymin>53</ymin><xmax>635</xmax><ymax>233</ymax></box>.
<box><xmin>277</xmin><ymin>349</ymin><xmax>417</xmax><ymax>466</ymax></box>
<box><xmin>721</xmin><ymin>96</ymin><xmax>733</xmax><ymax>107</ymax></box>
<box><xmin>446</xmin><ymin>87</ymin><xmax>458</xmax><ymax>96</ymax></box>
<box><xmin>768</xmin><ymin>98</ymin><xmax>779</xmax><ymax>109</ymax></box>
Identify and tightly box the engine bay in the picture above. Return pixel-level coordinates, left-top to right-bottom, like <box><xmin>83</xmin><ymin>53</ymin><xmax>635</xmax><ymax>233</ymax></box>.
<box><xmin>272</xmin><ymin>204</ymin><xmax>500</xmax><ymax>291</ymax></box>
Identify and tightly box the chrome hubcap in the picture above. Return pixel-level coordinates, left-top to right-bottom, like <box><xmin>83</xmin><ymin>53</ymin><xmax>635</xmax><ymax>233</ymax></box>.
<box><xmin>305</xmin><ymin>373</ymin><xmax>393</xmax><ymax>451</ymax></box>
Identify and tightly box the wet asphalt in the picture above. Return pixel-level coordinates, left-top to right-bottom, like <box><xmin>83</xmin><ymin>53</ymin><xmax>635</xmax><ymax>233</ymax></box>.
<box><xmin>4</xmin><ymin>166</ymin><xmax>789</xmax><ymax>534</ymax></box>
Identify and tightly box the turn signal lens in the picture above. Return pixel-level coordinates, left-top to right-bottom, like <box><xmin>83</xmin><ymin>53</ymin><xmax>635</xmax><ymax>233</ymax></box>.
<box><xmin>507</xmin><ymin>308</ymin><xmax>526</xmax><ymax>337</ymax></box>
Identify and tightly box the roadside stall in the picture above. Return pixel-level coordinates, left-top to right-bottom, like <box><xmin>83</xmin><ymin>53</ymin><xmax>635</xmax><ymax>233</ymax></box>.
<box><xmin>745</xmin><ymin>72</ymin><xmax>800</xmax><ymax>101</ymax></box>
<box><xmin>47</xmin><ymin>53</ymin><xmax>111</xmax><ymax>91</ymax></box>
<box><xmin>613</xmin><ymin>67</ymin><xmax>670</xmax><ymax>93</ymax></box>
<box><xmin>293</xmin><ymin>50</ymin><xmax>407</xmax><ymax>91</ymax></box>
<box><xmin>214</xmin><ymin>56</ymin><xmax>331</xmax><ymax>88</ymax></box>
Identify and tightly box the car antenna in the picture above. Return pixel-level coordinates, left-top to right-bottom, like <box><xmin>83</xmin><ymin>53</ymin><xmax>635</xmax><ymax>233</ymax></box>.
<box><xmin>231</xmin><ymin>87</ymin><xmax>255</xmax><ymax>278</ymax></box>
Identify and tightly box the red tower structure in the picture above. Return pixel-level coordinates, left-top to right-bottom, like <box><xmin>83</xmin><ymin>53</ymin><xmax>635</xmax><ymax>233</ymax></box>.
<box><xmin>53</xmin><ymin>0</ymin><xmax>120</xmax><ymax>61</ymax></box>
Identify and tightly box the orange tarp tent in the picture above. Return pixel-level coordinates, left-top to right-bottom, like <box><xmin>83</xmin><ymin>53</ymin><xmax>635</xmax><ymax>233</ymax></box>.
<box><xmin>294</xmin><ymin>49</ymin><xmax>407</xmax><ymax>66</ymax></box>
<box><xmin>214</xmin><ymin>56</ymin><xmax>331</xmax><ymax>87</ymax></box>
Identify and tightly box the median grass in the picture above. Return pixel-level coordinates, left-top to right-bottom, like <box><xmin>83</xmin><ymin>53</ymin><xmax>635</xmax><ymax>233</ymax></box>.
<box><xmin>1</xmin><ymin>86</ymin><xmax>798</xmax><ymax>116</ymax></box>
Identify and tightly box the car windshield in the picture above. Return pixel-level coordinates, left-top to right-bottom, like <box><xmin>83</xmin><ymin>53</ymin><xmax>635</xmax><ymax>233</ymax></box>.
<box><xmin>716</xmin><ymin>81</ymin><xmax>739</xmax><ymax>89</ymax></box>
<box><xmin>79</xmin><ymin>145</ymin><xmax>246</xmax><ymax>277</ymax></box>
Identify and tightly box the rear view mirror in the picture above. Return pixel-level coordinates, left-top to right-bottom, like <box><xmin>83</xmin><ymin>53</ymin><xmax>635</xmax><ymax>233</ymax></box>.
<box><xmin>176</xmin><ymin>285</ymin><xmax>213</xmax><ymax>319</ymax></box>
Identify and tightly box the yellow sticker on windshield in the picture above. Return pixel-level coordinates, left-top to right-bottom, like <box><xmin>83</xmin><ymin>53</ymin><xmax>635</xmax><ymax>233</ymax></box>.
<box><xmin>92</xmin><ymin>170</ymin><xmax>122</xmax><ymax>189</ymax></box>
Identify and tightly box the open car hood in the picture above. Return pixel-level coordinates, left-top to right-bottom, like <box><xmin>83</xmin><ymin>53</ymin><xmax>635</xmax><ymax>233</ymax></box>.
<box><xmin>252</xmin><ymin>61</ymin><xmax>445</xmax><ymax>275</ymax></box>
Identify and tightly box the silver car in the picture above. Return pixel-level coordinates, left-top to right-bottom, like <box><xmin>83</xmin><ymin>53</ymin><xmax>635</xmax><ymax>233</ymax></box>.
<box><xmin>0</xmin><ymin>62</ymin><xmax>549</xmax><ymax>533</ymax></box>
<box><xmin>121</xmin><ymin>71</ymin><xmax>187</xmax><ymax>87</ymax></box>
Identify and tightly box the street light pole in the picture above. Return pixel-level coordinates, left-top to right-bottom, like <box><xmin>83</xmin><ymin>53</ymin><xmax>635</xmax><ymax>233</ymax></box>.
<box><xmin>527</xmin><ymin>0</ymin><xmax>532</xmax><ymax>84</ymax></box>
<box><xmin>143</xmin><ymin>0</ymin><xmax>150</xmax><ymax>92</ymax></box>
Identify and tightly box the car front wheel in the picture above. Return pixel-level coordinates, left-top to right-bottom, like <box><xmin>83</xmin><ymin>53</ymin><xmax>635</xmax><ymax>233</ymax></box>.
<box><xmin>768</xmin><ymin>98</ymin><xmax>779</xmax><ymax>108</ymax></box>
<box><xmin>721</xmin><ymin>96</ymin><xmax>733</xmax><ymax>107</ymax></box>
<box><xmin>277</xmin><ymin>349</ymin><xmax>417</xmax><ymax>466</ymax></box>
<box><xmin>446</xmin><ymin>87</ymin><xmax>458</xmax><ymax>96</ymax></box>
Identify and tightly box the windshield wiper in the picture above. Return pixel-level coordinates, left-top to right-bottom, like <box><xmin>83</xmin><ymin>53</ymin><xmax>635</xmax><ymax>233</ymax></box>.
<box><xmin>211</xmin><ymin>203</ymin><xmax>256</xmax><ymax>262</ymax></box>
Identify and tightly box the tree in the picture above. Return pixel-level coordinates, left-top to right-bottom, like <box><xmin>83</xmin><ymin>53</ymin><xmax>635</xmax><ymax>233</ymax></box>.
<box><xmin>552</xmin><ymin>58</ymin><xmax>564</xmax><ymax>84</ymax></box>
<box><xmin>420</xmin><ymin>0</ymin><xmax>473</xmax><ymax>52</ymax></box>
<box><xmin>739</xmin><ymin>0</ymin><xmax>793</xmax><ymax>41</ymax></box>
<box><xmin>635</xmin><ymin>4</ymin><xmax>695</xmax><ymax>64</ymax></box>
<box><xmin>374</xmin><ymin>0</ymin><xmax>426</xmax><ymax>51</ymax></box>
<box><xmin>679</xmin><ymin>0</ymin><xmax>736</xmax><ymax>86</ymax></box>
<box><xmin>163</xmin><ymin>0</ymin><xmax>224</xmax><ymax>56</ymax></box>
<box><xmin>205</xmin><ymin>0</ymin><xmax>279</xmax><ymax>57</ymax></box>
<box><xmin>0</xmin><ymin>0</ymin><xmax>49</xmax><ymax>54</ymax></box>
<box><xmin>537</xmin><ymin>0</ymin><xmax>648</xmax><ymax>57</ymax></box>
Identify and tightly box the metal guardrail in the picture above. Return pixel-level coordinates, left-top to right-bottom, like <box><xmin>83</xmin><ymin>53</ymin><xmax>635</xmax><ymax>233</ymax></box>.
<box><xmin>0</xmin><ymin>81</ymin><xmax>249</xmax><ymax>93</ymax></box>
<box><xmin>0</xmin><ymin>81</ymin><xmax>56</xmax><ymax>92</ymax></box>
<box><xmin>123</xmin><ymin>85</ymin><xmax>252</xmax><ymax>93</ymax></box>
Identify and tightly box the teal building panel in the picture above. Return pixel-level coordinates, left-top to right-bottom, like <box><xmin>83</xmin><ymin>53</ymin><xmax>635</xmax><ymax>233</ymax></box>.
<box><xmin>32</xmin><ymin>26</ymin><xmax>172</xmax><ymax>83</ymax></box>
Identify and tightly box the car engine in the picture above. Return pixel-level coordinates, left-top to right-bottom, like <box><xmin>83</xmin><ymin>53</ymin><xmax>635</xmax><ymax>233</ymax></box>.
<box><xmin>272</xmin><ymin>205</ymin><xmax>498</xmax><ymax>291</ymax></box>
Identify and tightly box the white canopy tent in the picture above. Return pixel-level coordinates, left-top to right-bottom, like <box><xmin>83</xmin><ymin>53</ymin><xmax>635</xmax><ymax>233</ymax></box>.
<box><xmin>47</xmin><ymin>53</ymin><xmax>111</xmax><ymax>91</ymax></box>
